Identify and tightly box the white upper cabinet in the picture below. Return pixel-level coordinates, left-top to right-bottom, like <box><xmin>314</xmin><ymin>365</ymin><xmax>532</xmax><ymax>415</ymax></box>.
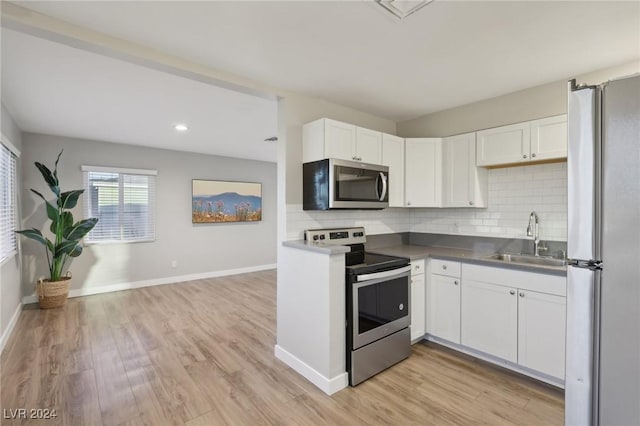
<box><xmin>324</xmin><ymin>119</ymin><xmax>356</xmax><ymax>161</ymax></box>
<box><xmin>355</xmin><ymin>127</ymin><xmax>382</xmax><ymax>164</ymax></box>
<box><xmin>476</xmin><ymin>122</ymin><xmax>531</xmax><ymax>166</ymax></box>
<box><xmin>382</xmin><ymin>133</ymin><xmax>405</xmax><ymax>208</ymax></box>
<box><xmin>476</xmin><ymin>115</ymin><xmax>567</xmax><ymax>167</ymax></box>
<box><xmin>442</xmin><ymin>132</ymin><xmax>488</xmax><ymax>208</ymax></box>
<box><xmin>530</xmin><ymin>115</ymin><xmax>567</xmax><ymax>161</ymax></box>
<box><xmin>405</xmin><ymin>138</ymin><xmax>442</xmax><ymax>207</ymax></box>
<box><xmin>302</xmin><ymin>118</ymin><xmax>382</xmax><ymax>164</ymax></box>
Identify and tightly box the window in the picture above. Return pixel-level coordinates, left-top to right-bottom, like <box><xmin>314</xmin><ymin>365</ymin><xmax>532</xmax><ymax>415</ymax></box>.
<box><xmin>82</xmin><ymin>166</ymin><xmax>156</xmax><ymax>243</ymax></box>
<box><xmin>0</xmin><ymin>141</ymin><xmax>19</xmax><ymax>262</ymax></box>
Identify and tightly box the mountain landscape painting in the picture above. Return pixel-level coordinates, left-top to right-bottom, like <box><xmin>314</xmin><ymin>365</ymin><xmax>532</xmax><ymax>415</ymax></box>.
<box><xmin>192</xmin><ymin>180</ymin><xmax>262</xmax><ymax>223</ymax></box>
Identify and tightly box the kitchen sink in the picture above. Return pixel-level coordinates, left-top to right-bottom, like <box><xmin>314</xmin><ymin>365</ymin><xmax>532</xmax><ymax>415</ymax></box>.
<box><xmin>486</xmin><ymin>253</ymin><xmax>567</xmax><ymax>267</ymax></box>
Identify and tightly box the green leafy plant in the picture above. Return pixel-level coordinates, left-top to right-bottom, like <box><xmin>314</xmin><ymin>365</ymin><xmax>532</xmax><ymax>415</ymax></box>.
<box><xmin>16</xmin><ymin>150</ymin><xmax>98</xmax><ymax>282</ymax></box>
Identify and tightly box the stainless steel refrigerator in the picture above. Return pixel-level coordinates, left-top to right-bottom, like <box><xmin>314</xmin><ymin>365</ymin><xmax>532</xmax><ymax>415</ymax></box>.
<box><xmin>565</xmin><ymin>74</ymin><xmax>640</xmax><ymax>426</ymax></box>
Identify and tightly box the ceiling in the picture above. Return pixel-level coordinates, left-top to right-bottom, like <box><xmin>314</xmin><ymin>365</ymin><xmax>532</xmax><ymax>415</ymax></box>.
<box><xmin>2</xmin><ymin>0</ymin><xmax>640</xmax><ymax>161</ymax></box>
<box><xmin>1</xmin><ymin>29</ymin><xmax>278</xmax><ymax>162</ymax></box>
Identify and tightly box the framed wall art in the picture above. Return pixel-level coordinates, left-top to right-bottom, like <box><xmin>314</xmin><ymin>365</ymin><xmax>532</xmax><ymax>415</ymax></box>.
<box><xmin>192</xmin><ymin>179</ymin><xmax>262</xmax><ymax>223</ymax></box>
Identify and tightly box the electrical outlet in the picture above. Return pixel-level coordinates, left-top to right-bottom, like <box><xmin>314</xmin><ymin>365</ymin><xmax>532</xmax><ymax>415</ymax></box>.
<box><xmin>171</xmin><ymin>260</ymin><xmax>177</xmax><ymax>268</ymax></box>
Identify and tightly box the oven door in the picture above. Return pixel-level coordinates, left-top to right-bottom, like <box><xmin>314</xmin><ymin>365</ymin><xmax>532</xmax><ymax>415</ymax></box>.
<box><xmin>352</xmin><ymin>266</ymin><xmax>411</xmax><ymax>349</ymax></box>
<box><xmin>329</xmin><ymin>159</ymin><xmax>389</xmax><ymax>209</ymax></box>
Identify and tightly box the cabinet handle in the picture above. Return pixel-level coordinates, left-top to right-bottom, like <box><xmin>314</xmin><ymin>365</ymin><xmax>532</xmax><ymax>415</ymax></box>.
<box><xmin>509</xmin><ymin>290</ymin><xmax>516</xmax><ymax>295</ymax></box>
<box><xmin>469</xmin><ymin>201</ymin><xmax>474</xmax><ymax>206</ymax></box>
<box><xmin>442</xmin><ymin>265</ymin><xmax>447</xmax><ymax>270</ymax></box>
<box><xmin>531</xmin><ymin>153</ymin><xmax>536</xmax><ymax>158</ymax></box>
<box><xmin>454</xmin><ymin>280</ymin><xmax>459</xmax><ymax>285</ymax></box>
<box><xmin>522</xmin><ymin>154</ymin><xmax>528</xmax><ymax>159</ymax></box>
<box><xmin>352</xmin><ymin>156</ymin><xmax>357</xmax><ymax>160</ymax></box>
<box><xmin>519</xmin><ymin>292</ymin><xmax>525</xmax><ymax>297</ymax></box>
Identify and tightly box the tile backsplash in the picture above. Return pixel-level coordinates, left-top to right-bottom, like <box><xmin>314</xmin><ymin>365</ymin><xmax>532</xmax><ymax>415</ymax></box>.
<box><xmin>411</xmin><ymin>162</ymin><xmax>567</xmax><ymax>241</ymax></box>
<box><xmin>286</xmin><ymin>205</ymin><xmax>411</xmax><ymax>241</ymax></box>
<box><xmin>287</xmin><ymin>162</ymin><xmax>567</xmax><ymax>242</ymax></box>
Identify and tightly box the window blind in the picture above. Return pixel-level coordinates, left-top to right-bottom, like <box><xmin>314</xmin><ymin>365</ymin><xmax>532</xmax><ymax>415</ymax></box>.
<box><xmin>83</xmin><ymin>166</ymin><xmax>156</xmax><ymax>243</ymax></box>
<box><xmin>0</xmin><ymin>144</ymin><xmax>18</xmax><ymax>262</ymax></box>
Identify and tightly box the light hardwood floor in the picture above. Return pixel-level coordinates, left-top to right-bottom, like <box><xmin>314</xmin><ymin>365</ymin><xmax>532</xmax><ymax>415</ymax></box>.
<box><xmin>1</xmin><ymin>270</ymin><xmax>564</xmax><ymax>425</ymax></box>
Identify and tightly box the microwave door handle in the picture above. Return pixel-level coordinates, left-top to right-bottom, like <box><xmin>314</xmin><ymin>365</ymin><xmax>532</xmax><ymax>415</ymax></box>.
<box><xmin>377</xmin><ymin>172</ymin><xmax>387</xmax><ymax>201</ymax></box>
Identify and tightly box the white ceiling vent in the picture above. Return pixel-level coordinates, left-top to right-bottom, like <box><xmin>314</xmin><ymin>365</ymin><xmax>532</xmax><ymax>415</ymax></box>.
<box><xmin>376</xmin><ymin>0</ymin><xmax>434</xmax><ymax>20</ymax></box>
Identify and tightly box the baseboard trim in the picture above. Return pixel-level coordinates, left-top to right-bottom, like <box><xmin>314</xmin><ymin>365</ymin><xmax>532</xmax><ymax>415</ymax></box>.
<box><xmin>423</xmin><ymin>334</ymin><xmax>565</xmax><ymax>389</ymax></box>
<box><xmin>22</xmin><ymin>263</ymin><xmax>277</xmax><ymax>304</ymax></box>
<box><xmin>274</xmin><ymin>344</ymin><xmax>348</xmax><ymax>395</ymax></box>
<box><xmin>1</xmin><ymin>302</ymin><xmax>23</xmax><ymax>354</ymax></box>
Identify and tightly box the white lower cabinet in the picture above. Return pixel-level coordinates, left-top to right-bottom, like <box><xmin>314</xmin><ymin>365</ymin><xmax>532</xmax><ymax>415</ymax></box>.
<box><xmin>459</xmin><ymin>263</ymin><xmax>567</xmax><ymax>380</ymax></box>
<box><xmin>428</xmin><ymin>274</ymin><xmax>461</xmax><ymax>343</ymax></box>
<box><xmin>517</xmin><ymin>290</ymin><xmax>566</xmax><ymax>378</ymax></box>
<box><xmin>427</xmin><ymin>259</ymin><xmax>461</xmax><ymax>344</ymax></box>
<box><xmin>461</xmin><ymin>280</ymin><xmax>518</xmax><ymax>362</ymax></box>
<box><xmin>410</xmin><ymin>272</ymin><xmax>426</xmax><ymax>341</ymax></box>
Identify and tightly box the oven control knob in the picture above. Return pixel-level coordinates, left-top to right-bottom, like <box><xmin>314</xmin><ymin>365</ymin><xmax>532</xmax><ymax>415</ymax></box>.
<box><xmin>313</xmin><ymin>235</ymin><xmax>319</xmax><ymax>241</ymax></box>
<box><xmin>399</xmin><ymin>303</ymin><xmax>404</xmax><ymax>311</ymax></box>
<box><xmin>319</xmin><ymin>235</ymin><xmax>325</xmax><ymax>240</ymax></box>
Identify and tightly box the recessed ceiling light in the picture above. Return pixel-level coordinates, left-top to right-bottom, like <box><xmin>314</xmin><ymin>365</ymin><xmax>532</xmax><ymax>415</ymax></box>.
<box><xmin>174</xmin><ymin>124</ymin><xmax>188</xmax><ymax>132</ymax></box>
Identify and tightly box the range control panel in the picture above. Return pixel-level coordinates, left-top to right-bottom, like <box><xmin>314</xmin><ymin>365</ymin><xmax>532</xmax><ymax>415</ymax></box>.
<box><xmin>304</xmin><ymin>227</ymin><xmax>366</xmax><ymax>245</ymax></box>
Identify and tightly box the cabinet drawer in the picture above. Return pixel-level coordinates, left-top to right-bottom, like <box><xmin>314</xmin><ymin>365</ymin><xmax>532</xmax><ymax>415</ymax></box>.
<box><xmin>411</xmin><ymin>259</ymin><xmax>425</xmax><ymax>276</ymax></box>
<box><xmin>461</xmin><ymin>263</ymin><xmax>566</xmax><ymax>296</ymax></box>
<box><xmin>431</xmin><ymin>259</ymin><xmax>461</xmax><ymax>277</ymax></box>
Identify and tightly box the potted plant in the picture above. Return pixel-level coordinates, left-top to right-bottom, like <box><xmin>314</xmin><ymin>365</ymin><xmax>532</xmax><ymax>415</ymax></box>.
<box><xmin>16</xmin><ymin>150</ymin><xmax>98</xmax><ymax>309</ymax></box>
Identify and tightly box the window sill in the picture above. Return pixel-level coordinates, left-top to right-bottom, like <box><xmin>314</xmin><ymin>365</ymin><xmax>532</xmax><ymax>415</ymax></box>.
<box><xmin>0</xmin><ymin>250</ymin><xmax>18</xmax><ymax>267</ymax></box>
<box><xmin>84</xmin><ymin>238</ymin><xmax>156</xmax><ymax>246</ymax></box>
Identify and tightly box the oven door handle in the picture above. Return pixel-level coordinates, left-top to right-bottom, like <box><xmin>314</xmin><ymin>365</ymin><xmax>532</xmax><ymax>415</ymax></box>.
<box><xmin>355</xmin><ymin>265</ymin><xmax>411</xmax><ymax>282</ymax></box>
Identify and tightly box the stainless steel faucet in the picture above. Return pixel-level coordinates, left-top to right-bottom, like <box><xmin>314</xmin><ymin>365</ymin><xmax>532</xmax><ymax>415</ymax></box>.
<box><xmin>526</xmin><ymin>211</ymin><xmax>540</xmax><ymax>256</ymax></box>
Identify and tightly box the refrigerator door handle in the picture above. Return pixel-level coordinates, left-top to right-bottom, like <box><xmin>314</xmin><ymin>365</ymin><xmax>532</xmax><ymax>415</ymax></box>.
<box><xmin>567</xmin><ymin>259</ymin><xmax>603</xmax><ymax>270</ymax></box>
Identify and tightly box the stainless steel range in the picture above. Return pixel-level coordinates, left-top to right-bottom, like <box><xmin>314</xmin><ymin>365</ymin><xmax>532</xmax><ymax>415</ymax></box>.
<box><xmin>304</xmin><ymin>227</ymin><xmax>411</xmax><ymax>386</ymax></box>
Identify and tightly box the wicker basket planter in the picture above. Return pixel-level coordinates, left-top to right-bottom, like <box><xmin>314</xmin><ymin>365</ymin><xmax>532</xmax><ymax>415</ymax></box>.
<box><xmin>37</xmin><ymin>276</ymin><xmax>71</xmax><ymax>309</ymax></box>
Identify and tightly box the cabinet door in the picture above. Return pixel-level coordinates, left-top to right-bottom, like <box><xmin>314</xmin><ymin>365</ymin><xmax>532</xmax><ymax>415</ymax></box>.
<box><xmin>405</xmin><ymin>138</ymin><xmax>442</xmax><ymax>207</ymax></box>
<box><xmin>355</xmin><ymin>127</ymin><xmax>382</xmax><ymax>164</ymax></box>
<box><xmin>476</xmin><ymin>122</ymin><xmax>530</xmax><ymax>167</ymax></box>
<box><xmin>530</xmin><ymin>115</ymin><xmax>567</xmax><ymax>161</ymax></box>
<box><xmin>442</xmin><ymin>133</ymin><xmax>487</xmax><ymax>207</ymax></box>
<box><xmin>427</xmin><ymin>274</ymin><xmax>460</xmax><ymax>343</ymax></box>
<box><xmin>518</xmin><ymin>290</ymin><xmax>566</xmax><ymax>379</ymax></box>
<box><xmin>382</xmin><ymin>134</ymin><xmax>405</xmax><ymax>207</ymax></box>
<box><xmin>461</xmin><ymin>279</ymin><xmax>518</xmax><ymax>362</ymax></box>
<box><xmin>324</xmin><ymin>119</ymin><xmax>356</xmax><ymax>161</ymax></box>
<box><xmin>443</xmin><ymin>133</ymin><xmax>471</xmax><ymax>207</ymax></box>
<box><xmin>411</xmin><ymin>273</ymin><xmax>426</xmax><ymax>341</ymax></box>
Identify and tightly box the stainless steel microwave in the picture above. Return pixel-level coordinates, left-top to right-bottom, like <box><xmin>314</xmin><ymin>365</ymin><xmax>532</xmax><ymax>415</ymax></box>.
<box><xmin>302</xmin><ymin>158</ymin><xmax>389</xmax><ymax>210</ymax></box>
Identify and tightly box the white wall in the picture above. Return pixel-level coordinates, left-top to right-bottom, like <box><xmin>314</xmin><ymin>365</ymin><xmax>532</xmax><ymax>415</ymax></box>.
<box><xmin>411</xmin><ymin>162</ymin><xmax>567</xmax><ymax>241</ymax></box>
<box><xmin>1</xmin><ymin>103</ymin><xmax>23</xmax><ymax>350</ymax></box>
<box><xmin>398</xmin><ymin>60</ymin><xmax>640</xmax><ymax>137</ymax></box>
<box><xmin>20</xmin><ymin>133</ymin><xmax>277</xmax><ymax>298</ymax></box>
